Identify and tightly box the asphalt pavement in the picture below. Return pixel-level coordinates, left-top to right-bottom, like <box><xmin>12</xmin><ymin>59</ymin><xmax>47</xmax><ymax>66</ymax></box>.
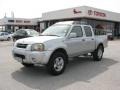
<box><xmin>0</xmin><ymin>40</ymin><xmax>120</xmax><ymax>90</ymax></box>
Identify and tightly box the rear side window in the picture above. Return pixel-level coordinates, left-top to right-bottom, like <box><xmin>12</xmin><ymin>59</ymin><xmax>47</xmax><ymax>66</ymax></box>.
<box><xmin>15</xmin><ymin>30</ymin><xmax>27</xmax><ymax>36</ymax></box>
<box><xmin>70</xmin><ymin>26</ymin><xmax>83</xmax><ymax>37</ymax></box>
<box><xmin>5</xmin><ymin>33</ymin><xmax>9</xmax><ymax>35</ymax></box>
<box><xmin>84</xmin><ymin>26</ymin><xmax>92</xmax><ymax>37</ymax></box>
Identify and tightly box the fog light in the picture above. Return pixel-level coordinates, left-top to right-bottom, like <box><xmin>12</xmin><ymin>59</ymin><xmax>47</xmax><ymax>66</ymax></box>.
<box><xmin>32</xmin><ymin>58</ymin><xmax>37</xmax><ymax>62</ymax></box>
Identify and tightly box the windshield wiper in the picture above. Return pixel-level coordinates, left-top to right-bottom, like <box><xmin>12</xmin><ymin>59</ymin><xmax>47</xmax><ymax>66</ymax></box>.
<box><xmin>47</xmin><ymin>35</ymin><xmax>60</xmax><ymax>37</ymax></box>
<box><xmin>40</xmin><ymin>34</ymin><xmax>60</xmax><ymax>37</ymax></box>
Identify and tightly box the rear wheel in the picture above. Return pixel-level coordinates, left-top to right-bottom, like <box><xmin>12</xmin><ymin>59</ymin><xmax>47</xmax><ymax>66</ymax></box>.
<box><xmin>47</xmin><ymin>52</ymin><xmax>67</xmax><ymax>75</ymax></box>
<box><xmin>7</xmin><ymin>37</ymin><xmax>11</xmax><ymax>41</ymax></box>
<box><xmin>92</xmin><ymin>45</ymin><xmax>104</xmax><ymax>61</ymax></box>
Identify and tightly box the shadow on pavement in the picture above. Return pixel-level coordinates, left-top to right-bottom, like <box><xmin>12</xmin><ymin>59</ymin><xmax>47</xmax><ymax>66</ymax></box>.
<box><xmin>11</xmin><ymin>57</ymin><xmax>118</xmax><ymax>90</ymax></box>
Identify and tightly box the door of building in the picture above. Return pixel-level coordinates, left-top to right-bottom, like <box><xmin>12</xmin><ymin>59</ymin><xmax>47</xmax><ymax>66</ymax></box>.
<box><xmin>114</xmin><ymin>23</ymin><xmax>120</xmax><ymax>38</ymax></box>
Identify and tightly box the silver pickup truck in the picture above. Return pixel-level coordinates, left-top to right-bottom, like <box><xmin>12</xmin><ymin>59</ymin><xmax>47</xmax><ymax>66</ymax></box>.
<box><xmin>12</xmin><ymin>21</ymin><xmax>108</xmax><ymax>75</ymax></box>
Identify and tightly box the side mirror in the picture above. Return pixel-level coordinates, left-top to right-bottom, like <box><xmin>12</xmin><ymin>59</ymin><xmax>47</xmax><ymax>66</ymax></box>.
<box><xmin>69</xmin><ymin>33</ymin><xmax>77</xmax><ymax>38</ymax></box>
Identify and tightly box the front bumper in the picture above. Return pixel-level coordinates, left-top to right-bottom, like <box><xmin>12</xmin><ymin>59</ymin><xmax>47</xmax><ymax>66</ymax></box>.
<box><xmin>12</xmin><ymin>48</ymin><xmax>52</xmax><ymax>65</ymax></box>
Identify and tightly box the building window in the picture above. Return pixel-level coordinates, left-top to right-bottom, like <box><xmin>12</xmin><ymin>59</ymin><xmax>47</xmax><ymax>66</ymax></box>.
<box><xmin>94</xmin><ymin>24</ymin><xmax>106</xmax><ymax>35</ymax></box>
<box><xmin>86</xmin><ymin>19</ymin><xmax>114</xmax><ymax>36</ymax></box>
<box><xmin>8</xmin><ymin>20</ymin><xmax>14</xmax><ymax>22</ymax></box>
<box><xmin>16</xmin><ymin>20</ymin><xmax>22</xmax><ymax>23</ymax></box>
<box><xmin>24</xmin><ymin>21</ymin><xmax>31</xmax><ymax>23</ymax></box>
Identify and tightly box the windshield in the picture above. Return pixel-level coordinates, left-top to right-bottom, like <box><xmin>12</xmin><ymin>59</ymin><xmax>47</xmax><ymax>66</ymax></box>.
<box><xmin>42</xmin><ymin>25</ymin><xmax>71</xmax><ymax>37</ymax></box>
<box><xmin>15</xmin><ymin>29</ymin><xmax>39</xmax><ymax>36</ymax></box>
<box><xmin>27</xmin><ymin>30</ymin><xmax>39</xmax><ymax>36</ymax></box>
<box><xmin>15</xmin><ymin>30</ymin><xmax>27</xmax><ymax>36</ymax></box>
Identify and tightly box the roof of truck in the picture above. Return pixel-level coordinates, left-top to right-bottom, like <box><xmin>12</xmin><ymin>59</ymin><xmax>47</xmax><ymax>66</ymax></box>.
<box><xmin>54</xmin><ymin>21</ymin><xmax>92</xmax><ymax>27</ymax></box>
<box><xmin>54</xmin><ymin>21</ymin><xmax>82</xmax><ymax>25</ymax></box>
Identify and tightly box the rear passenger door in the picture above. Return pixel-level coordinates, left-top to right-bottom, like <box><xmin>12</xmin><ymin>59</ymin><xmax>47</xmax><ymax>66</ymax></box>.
<box><xmin>83</xmin><ymin>26</ymin><xmax>96</xmax><ymax>52</ymax></box>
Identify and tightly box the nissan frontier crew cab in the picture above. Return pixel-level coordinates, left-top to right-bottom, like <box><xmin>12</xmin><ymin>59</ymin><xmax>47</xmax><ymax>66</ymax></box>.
<box><xmin>12</xmin><ymin>21</ymin><xmax>108</xmax><ymax>75</ymax></box>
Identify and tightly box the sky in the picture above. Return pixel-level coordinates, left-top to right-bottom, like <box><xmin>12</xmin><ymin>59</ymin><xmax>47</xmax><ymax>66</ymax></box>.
<box><xmin>0</xmin><ymin>0</ymin><xmax>120</xmax><ymax>19</ymax></box>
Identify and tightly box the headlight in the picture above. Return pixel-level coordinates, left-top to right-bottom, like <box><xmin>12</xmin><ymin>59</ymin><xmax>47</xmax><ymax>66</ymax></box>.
<box><xmin>31</xmin><ymin>43</ymin><xmax>44</xmax><ymax>51</ymax></box>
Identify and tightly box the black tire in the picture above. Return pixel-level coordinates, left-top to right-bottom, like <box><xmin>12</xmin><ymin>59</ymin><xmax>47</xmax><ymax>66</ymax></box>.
<box><xmin>7</xmin><ymin>37</ymin><xmax>11</xmax><ymax>41</ymax></box>
<box><xmin>47</xmin><ymin>52</ymin><xmax>67</xmax><ymax>75</ymax></box>
<box><xmin>22</xmin><ymin>63</ymin><xmax>34</xmax><ymax>67</ymax></box>
<box><xmin>92</xmin><ymin>45</ymin><xmax>104</xmax><ymax>61</ymax></box>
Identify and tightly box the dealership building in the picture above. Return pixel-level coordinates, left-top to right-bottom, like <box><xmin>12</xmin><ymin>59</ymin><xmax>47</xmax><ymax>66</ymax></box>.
<box><xmin>1</xmin><ymin>6</ymin><xmax>120</xmax><ymax>37</ymax></box>
<box><xmin>41</xmin><ymin>6</ymin><xmax>120</xmax><ymax>37</ymax></box>
<box><xmin>0</xmin><ymin>17</ymin><xmax>39</xmax><ymax>32</ymax></box>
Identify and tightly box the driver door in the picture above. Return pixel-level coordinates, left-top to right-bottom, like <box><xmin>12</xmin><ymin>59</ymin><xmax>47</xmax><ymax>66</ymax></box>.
<box><xmin>65</xmin><ymin>26</ymin><xmax>85</xmax><ymax>57</ymax></box>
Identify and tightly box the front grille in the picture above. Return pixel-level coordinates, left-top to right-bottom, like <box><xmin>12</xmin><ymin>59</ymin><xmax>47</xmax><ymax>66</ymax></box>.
<box><xmin>14</xmin><ymin>53</ymin><xmax>25</xmax><ymax>59</ymax></box>
<box><xmin>17</xmin><ymin>43</ymin><xmax>28</xmax><ymax>48</ymax></box>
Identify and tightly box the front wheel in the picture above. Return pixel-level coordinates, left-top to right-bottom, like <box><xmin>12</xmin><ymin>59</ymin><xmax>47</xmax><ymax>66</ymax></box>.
<box><xmin>47</xmin><ymin>52</ymin><xmax>67</xmax><ymax>75</ymax></box>
<box><xmin>92</xmin><ymin>45</ymin><xmax>104</xmax><ymax>61</ymax></box>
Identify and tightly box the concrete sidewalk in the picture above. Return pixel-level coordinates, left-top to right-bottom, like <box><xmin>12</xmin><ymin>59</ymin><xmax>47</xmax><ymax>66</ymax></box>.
<box><xmin>0</xmin><ymin>41</ymin><xmax>14</xmax><ymax>47</ymax></box>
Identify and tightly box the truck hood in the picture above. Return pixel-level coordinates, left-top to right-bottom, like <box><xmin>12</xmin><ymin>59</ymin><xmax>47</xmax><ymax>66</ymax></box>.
<box><xmin>16</xmin><ymin>36</ymin><xmax>64</xmax><ymax>44</ymax></box>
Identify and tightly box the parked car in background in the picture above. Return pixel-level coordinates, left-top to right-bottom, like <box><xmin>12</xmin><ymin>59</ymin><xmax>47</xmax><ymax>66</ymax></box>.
<box><xmin>12</xmin><ymin>29</ymin><xmax>39</xmax><ymax>41</ymax></box>
<box><xmin>106</xmin><ymin>30</ymin><xmax>114</xmax><ymax>40</ymax></box>
<box><xmin>107</xmin><ymin>32</ymin><xmax>114</xmax><ymax>40</ymax></box>
<box><xmin>0</xmin><ymin>32</ymin><xmax>12</xmax><ymax>41</ymax></box>
<box><xmin>4</xmin><ymin>30</ymin><xmax>14</xmax><ymax>34</ymax></box>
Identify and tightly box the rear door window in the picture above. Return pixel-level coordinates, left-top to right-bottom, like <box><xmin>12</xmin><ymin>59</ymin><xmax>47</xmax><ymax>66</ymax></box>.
<box><xmin>84</xmin><ymin>26</ymin><xmax>92</xmax><ymax>37</ymax></box>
